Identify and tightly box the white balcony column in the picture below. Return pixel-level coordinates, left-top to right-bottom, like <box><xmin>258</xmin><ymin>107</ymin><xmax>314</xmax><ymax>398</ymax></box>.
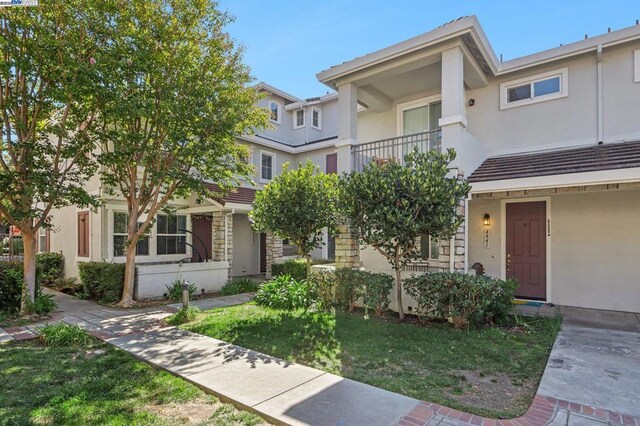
<box><xmin>336</xmin><ymin>82</ymin><xmax>358</xmax><ymax>173</ymax></box>
<box><xmin>439</xmin><ymin>46</ymin><xmax>467</xmax><ymax>170</ymax></box>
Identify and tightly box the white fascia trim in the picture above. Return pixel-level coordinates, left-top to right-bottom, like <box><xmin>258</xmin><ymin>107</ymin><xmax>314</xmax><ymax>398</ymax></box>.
<box><xmin>238</xmin><ymin>135</ymin><xmax>337</xmax><ymax>154</ymax></box>
<box><xmin>470</xmin><ymin>167</ymin><xmax>640</xmax><ymax>194</ymax></box>
<box><xmin>254</xmin><ymin>82</ymin><xmax>300</xmax><ymax>103</ymax></box>
<box><xmin>284</xmin><ymin>92</ymin><xmax>338</xmax><ymax>111</ymax></box>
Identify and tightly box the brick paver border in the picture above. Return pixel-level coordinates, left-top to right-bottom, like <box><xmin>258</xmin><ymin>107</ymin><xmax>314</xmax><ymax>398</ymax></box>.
<box><xmin>398</xmin><ymin>394</ymin><xmax>640</xmax><ymax>426</ymax></box>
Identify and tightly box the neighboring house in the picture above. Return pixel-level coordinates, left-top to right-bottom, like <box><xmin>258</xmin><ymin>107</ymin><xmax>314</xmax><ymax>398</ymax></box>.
<box><xmin>319</xmin><ymin>16</ymin><xmax>640</xmax><ymax>313</ymax></box>
<box><xmin>44</xmin><ymin>83</ymin><xmax>341</xmax><ymax>298</ymax></box>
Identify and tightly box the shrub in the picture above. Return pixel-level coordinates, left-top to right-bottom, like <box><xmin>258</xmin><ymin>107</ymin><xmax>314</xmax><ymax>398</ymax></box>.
<box><xmin>307</xmin><ymin>269</ymin><xmax>337</xmax><ymax>311</ymax></box>
<box><xmin>165</xmin><ymin>306</ymin><xmax>200</xmax><ymax>325</ymax></box>
<box><xmin>334</xmin><ymin>268</ymin><xmax>367</xmax><ymax>312</ymax></box>
<box><xmin>36</xmin><ymin>252</ymin><xmax>64</xmax><ymax>287</ymax></box>
<box><xmin>271</xmin><ymin>258</ymin><xmax>308</xmax><ymax>281</ymax></box>
<box><xmin>362</xmin><ymin>272</ymin><xmax>394</xmax><ymax>318</ymax></box>
<box><xmin>404</xmin><ymin>272</ymin><xmax>517</xmax><ymax>328</ymax></box>
<box><xmin>164</xmin><ymin>280</ymin><xmax>198</xmax><ymax>302</ymax></box>
<box><xmin>51</xmin><ymin>277</ymin><xmax>82</xmax><ymax>295</ymax></box>
<box><xmin>78</xmin><ymin>262</ymin><xmax>126</xmax><ymax>303</ymax></box>
<box><xmin>26</xmin><ymin>288</ymin><xmax>58</xmax><ymax>314</ymax></box>
<box><xmin>39</xmin><ymin>323</ymin><xmax>92</xmax><ymax>347</ymax></box>
<box><xmin>0</xmin><ymin>261</ymin><xmax>23</xmax><ymax>314</ymax></box>
<box><xmin>255</xmin><ymin>274</ymin><xmax>313</xmax><ymax>310</ymax></box>
<box><xmin>220</xmin><ymin>278</ymin><xmax>259</xmax><ymax>296</ymax></box>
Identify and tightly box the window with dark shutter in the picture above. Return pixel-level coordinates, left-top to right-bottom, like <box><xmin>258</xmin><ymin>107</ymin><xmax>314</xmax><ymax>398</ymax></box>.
<box><xmin>77</xmin><ymin>211</ymin><xmax>89</xmax><ymax>257</ymax></box>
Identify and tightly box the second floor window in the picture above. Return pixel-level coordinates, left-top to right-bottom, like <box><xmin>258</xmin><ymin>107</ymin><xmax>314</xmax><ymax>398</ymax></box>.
<box><xmin>269</xmin><ymin>101</ymin><xmax>281</xmax><ymax>124</ymax></box>
<box><xmin>294</xmin><ymin>109</ymin><xmax>305</xmax><ymax>129</ymax></box>
<box><xmin>113</xmin><ymin>212</ymin><xmax>149</xmax><ymax>256</ymax></box>
<box><xmin>156</xmin><ymin>214</ymin><xmax>187</xmax><ymax>255</ymax></box>
<box><xmin>261</xmin><ymin>152</ymin><xmax>274</xmax><ymax>181</ymax></box>
<box><xmin>500</xmin><ymin>68</ymin><xmax>568</xmax><ymax>109</ymax></box>
<box><xmin>312</xmin><ymin>107</ymin><xmax>322</xmax><ymax>130</ymax></box>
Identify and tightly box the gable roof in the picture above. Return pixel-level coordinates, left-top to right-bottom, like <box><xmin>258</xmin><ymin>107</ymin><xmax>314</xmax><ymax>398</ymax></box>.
<box><xmin>254</xmin><ymin>82</ymin><xmax>301</xmax><ymax>103</ymax></box>
<box><xmin>468</xmin><ymin>141</ymin><xmax>640</xmax><ymax>183</ymax></box>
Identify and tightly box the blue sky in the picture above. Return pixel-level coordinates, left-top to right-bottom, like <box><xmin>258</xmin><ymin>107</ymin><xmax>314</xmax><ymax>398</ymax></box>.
<box><xmin>218</xmin><ymin>1</ymin><xmax>640</xmax><ymax>99</ymax></box>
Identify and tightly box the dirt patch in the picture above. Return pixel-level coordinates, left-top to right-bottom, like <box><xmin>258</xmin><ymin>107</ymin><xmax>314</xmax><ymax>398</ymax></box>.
<box><xmin>144</xmin><ymin>398</ymin><xmax>221</xmax><ymax>424</ymax></box>
<box><xmin>447</xmin><ymin>370</ymin><xmax>536</xmax><ymax>412</ymax></box>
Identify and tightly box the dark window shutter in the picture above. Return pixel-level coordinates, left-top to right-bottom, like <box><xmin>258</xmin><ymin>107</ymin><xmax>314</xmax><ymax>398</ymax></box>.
<box><xmin>326</xmin><ymin>153</ymin><xmax>337</xmax><ymax>174</ymax></box>
<box><xmin>77</xmin><ymin>211</ymin><xmax>89</xmax><ymax>257</ymax></box>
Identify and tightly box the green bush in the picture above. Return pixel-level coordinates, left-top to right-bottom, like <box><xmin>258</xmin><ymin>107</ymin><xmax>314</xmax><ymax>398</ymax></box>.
<box><xmin>165</xmin><ymin>306</ymin><xmax>200</xmax><ymax>325</ymax></box>
<box><xmin>78</xmin><ymin>262</ymin><xmax>126</xmax><ymax>303</ymax></box>
<box><xmin>220</xmin><ymin>278</ymin><xmax>259</xmax><ymax>296</ymax></box>
<box><xmin>255</xmin><ymin>275</ymin><xmax>313</xmax><ymax>310</ymax></box>
<box><xmin>36</xmin><ymin>252</ymin><xmax>64</xmax><ymax>287</ymax></box>
<box><xmin>404</xmin><ymin>272</ymin><xmax>517</xmax><ymax>328</ymax></box>
<box><xmin>334</xmin><ymin>268</ymin><xmax>367</xmax><ymax>312</ymax></box>
<box><xmin>362</xmin><ymin>272</ymin><xmax>394</xmax><ymax>317</ymax></box>
<box><xmin>39</xmin><ymin>323</ymin><xmax>92</xmax><ymax>347</ymax></box>
<box><xmin>271</xmin><ymin>258</ymin><xmax>308</xmax><ymax>281</ymax></box>
<box><xmin>26</xmin><ymin>288</ymin><xmax>57</xmax><ymax>314</ymax></box>
<box><xmin>306</xmin><ymin>269</ymin><xmax>337</xmax><ymax>311</ymax></box>
<box><xmin>0</xmin><ymin>261</ymin><xmax>23</xmax><ymax>314</ymax></box>
<box><xmin>164</xmin><ymin>280</ymin><xmax>198</xmax><ymax>302</ymax></box>
<box><xmin>51</xmin><ymin>276</ymin><xmax>82</xmax><ymax>295</ymax></box>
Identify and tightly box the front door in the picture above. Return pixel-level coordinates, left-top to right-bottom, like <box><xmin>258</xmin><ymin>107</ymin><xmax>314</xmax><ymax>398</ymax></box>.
<box><xmin>505</xmin><ymin>201</ymin><xmax>547</xmax><ymax>300</ymax></box>
<box><xmin>191</xmin><ymin>215</ymin><xmax>212</xmax><ymax>262</ymax></box>
<box><xmin>259</xmin><ymin>233</ymin><xmax>267</xmax><ymax>273</ymax></box>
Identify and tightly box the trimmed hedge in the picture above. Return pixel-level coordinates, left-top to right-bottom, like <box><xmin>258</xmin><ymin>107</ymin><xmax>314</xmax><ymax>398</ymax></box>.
<box><xmin>271</xmin><ymin>259</ymin><xmax>307</xmax><ymax>281</ymax></box>
<box><xmin>36</xmin><ymin>252</ymin><xmax>64</xmax><ymax>287</ymax></box>
<box><xmin>404</xmin><ymin>272</ymin><xmax>517</xmax><ymax>328</ymax></box>
<box><xmin>0</xmin><ymin>261</ymin><xmax>23</xmax><ymax>314</ymax></box>
<box><xmin>78</xmin><ymin>262</ymin><xmax>125</xmax><ymax>303</ymax></box>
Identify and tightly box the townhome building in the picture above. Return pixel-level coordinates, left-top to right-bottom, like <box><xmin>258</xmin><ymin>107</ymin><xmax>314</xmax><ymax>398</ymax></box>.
<box><xmin>321</xmin><ymin>16</ymin><xmax>640</xmax><ymax>313</ymax></box>
<box><xmin>43</xmin><ymin>16</ymin><xmax>640</xmax><ymax>312</ymax></box>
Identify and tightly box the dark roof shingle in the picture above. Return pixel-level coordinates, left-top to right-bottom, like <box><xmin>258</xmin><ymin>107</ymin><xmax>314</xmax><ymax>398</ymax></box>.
<box><xmin>203</xmin><ymin>183</ymin><xmax>257</xmax><ymax>205</ymax></box>
<box><xmin>468</xmin><ymin>141</ymin><xmax>640</xmax><ymax>183</ymax></box>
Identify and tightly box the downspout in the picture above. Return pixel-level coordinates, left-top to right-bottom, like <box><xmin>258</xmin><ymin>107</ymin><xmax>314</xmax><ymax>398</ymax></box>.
<box><xmin>464</xmin><ymin>195</ymin><xmax>471</xmax><ymax>273</ymax></box>
<box><xmin>224</xmin><ymin>209</ymin><xmax>235</xmax><ymax>262</ymax></box>
<box><xmin>597</xmin><ymin>44</ymin><xmax>604</xmax><ymax>144</ymax></box>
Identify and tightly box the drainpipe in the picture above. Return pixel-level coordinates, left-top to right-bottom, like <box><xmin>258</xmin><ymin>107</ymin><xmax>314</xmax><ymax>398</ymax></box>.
<box><xmin>464</xmin><ymin>195</ymin><xmax>471</xmax><ymax>273</ymax></box>
<box><xmin>224</xmin><ymin>209</ymin><xmax>235</xmax><ymax>262</ymax></box>
<box><xmin>597</xmin><ymin>44</ymin><xmax>604</xmax><ymax>144</ymax></box>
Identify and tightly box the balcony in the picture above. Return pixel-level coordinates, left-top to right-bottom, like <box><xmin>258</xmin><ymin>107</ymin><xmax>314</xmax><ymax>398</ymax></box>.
<box><xmin>352</xmin><ymin>130</ymin><xmax>442</xmax><ymax>171</ymax></box>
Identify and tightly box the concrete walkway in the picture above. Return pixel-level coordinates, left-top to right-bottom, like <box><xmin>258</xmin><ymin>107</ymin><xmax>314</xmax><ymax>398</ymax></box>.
<box><xmin>2</xmin><ymin>292</ymin><xmax>639</xmax><ymax>426</ymax></box>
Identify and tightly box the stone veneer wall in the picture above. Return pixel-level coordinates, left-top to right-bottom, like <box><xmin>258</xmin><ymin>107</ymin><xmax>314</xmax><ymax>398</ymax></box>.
<box><xmin>265</xmin><ymin>232</ymin><xmax>283</xmax><ymax>278</ymax></box>
<box><xmin>334</xmin><ymin>224</ymin><xmax>360</xmax><ymax>269</ymax></box>
<box><xmin>212</xmin><ymin>211</ymin><xmax>233</xmax><ymax>275</ymax></box>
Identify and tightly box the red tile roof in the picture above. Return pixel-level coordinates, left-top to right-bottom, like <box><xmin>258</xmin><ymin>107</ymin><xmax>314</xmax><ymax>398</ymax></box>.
<box><xmin>203</xmin><ymin>183</ymin><xmax>257</xmax><ymax>205</ymax></box>
<box><xmin>468</xmin><ymin>141</ymin><xmax>640</xmax><ymax>183</ymax></box>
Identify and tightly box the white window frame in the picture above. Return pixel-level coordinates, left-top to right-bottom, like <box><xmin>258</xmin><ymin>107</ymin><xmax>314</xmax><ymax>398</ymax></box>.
<box><xmin>155</xmin><ymin>213</ymin><xmax>187</xmax><ymax>256</ymax></box>
<box><xmin>37</xmin><ymin>227</ymin><xmax>47</xmax><ymax>253</ymax></box>
<box><xmin>634</xmin><ymin>50</ymin><xmax>640</xmax><ymax>83</ymax></box>
<box><xmin>311</xmin><ymin>107</ymin><xmax>322</xmax><ymax>130</ymax></box>
<box><xmin>260</xmin><ymin>150</ymin><xmax>275</xmax><ymax>183</ymax></box>
<box><xmin>500</xmin><ymin>68</ymin><xmax>568</xmax><ymax>110</ymax></box>
<box><xmin>113</xmin><ymin>211</ymin><xmax>150</xmax><ymax>257</ymax></box>
<box><xmin>269</xmin><ymin>101</ymin><xmax>281</xmax><ymax>125</ymax></box>
<box><xmin>293</xmin><ymin>109</ymin><xmax>305</xmax><ymax>129</ymax></box>
<box><xmin>419</xmin><ymin>234</ymin><xmax>440</xmax><ymax>261</ymax></box>
<box><xmin>396</xmin><ymin>95</ymin><xmax>442</xmax><ymax>136</ymax></box>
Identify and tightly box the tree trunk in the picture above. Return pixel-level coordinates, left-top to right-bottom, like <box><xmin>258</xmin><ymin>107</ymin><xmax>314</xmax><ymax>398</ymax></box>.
<box><xmin>395</xmin><ymin>266</ymin><xmax>405</xmax><ymax>321</ymax></box>
<box><xmin>306</xmin><ymin>254</ymin><xmax>312</xmax><ymax>277</ymax></box>
<box><xmin>20</xmin><ymin>231</ymin><xmax>37</xmax><ymax>314</ymax></box>
<box><xmin>117</xmin><ymin>217</ymin><xmax>139</xmax><ymax>307</ymax></box>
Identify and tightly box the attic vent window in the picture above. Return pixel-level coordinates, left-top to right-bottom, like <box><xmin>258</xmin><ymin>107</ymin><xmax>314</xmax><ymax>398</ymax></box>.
<box><xmin>500</xmin><ymin>68</ymin><xmax>568</xmax><ymax>110</ymax></box>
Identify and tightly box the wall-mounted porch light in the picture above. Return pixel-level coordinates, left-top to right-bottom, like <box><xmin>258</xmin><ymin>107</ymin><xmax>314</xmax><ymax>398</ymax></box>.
<box><xmin>483</xmin><ymin>213</ymin><xmax>491</xmax><ymax>227</ymax></box>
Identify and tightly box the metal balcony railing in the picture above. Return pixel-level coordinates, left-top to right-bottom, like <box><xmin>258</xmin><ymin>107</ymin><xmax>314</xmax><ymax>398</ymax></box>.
<box><xmin>351</xmin><ymin>130</ymin><xmax>442</xmax><ymax>171</ymax></box>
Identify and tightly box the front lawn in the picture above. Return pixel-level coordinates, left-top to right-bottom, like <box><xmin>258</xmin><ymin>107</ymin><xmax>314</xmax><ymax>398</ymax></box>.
<box><xmin>182</xmin><ymin>303</ymin><xmax>560</xmax><ymax>419</ymax></box>
<box><xmin>0</xmin><ymin>339</ymin><xmax>267</xmax><ymax>425</ymax></box>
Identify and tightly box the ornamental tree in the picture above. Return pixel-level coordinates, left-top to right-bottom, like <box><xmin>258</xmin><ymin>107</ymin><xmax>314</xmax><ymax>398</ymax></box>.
<box><xmin>338</xmin><ymin>149</ymin><xmax>470</xmax><ymax>320</ymax></box>
<box><xmin>250</xmin><ymin>160</ymin><xmax>339</xmax><ymax>275</ymax></box>
<box><xmin>0</xmin><ymin>2</ymin><xmax>107</xmax><ymax>313</ymax></box>
<box><xmin>93</xmin><ymin>1</ymin><xmax>266</xmax><ymax>306</ymax></box>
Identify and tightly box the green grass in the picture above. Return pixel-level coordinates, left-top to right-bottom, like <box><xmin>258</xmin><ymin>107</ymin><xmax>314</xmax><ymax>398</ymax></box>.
<box><xmin>0</xmin><ymin>339</ymin><xmax>266</xmax><ymax>425</ymax></box>
<box><xmin>182</xmin><ymin>303</ymin><xmax>560</xmax><ymax>419</ymax></box>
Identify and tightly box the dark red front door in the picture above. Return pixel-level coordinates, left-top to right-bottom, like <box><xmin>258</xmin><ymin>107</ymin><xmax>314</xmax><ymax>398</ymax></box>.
<box><xmin>506</xmin><ymin>201</ymin><xmax>547</xmax><ymax>300</ymax></box>
<box><xmin>191</xmin><ymin>215</ymin><xmax>212</xmax><ymax>262</ymax></box>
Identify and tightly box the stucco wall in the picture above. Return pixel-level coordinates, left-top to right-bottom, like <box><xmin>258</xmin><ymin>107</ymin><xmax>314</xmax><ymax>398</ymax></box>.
<box><xmin>468</xmin><ymin>189</ymin><xmax>640</xmax><ymax>313</ymax></box>
<box><xmin>232</xmin><ymin>213</ymin><xmax>260</xmax><ymax>276</ymax></box>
